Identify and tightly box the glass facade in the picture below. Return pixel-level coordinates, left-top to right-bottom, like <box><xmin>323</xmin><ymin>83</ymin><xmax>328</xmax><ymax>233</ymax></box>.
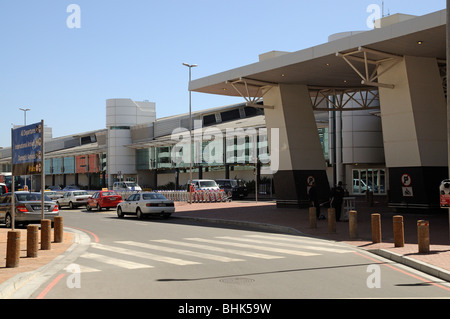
<box><xmin>352</xmin><ymin>168</ymin><xmax>386</xmax><ymax>195</ymax></box>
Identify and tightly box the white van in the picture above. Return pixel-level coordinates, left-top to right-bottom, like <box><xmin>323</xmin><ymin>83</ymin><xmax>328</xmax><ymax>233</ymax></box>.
<box><xmin>113</xmin><ymin>181</ymin><xmax>142</xmax><ymax>192</ymax></box>
<box><xmin>189</xmin><ymin>179</ymin><xmax>220</xmax><ymax>191</ymax></box>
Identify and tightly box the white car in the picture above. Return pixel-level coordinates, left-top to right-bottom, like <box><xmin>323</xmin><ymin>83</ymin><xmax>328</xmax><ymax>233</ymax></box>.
<box><xmin>116</xmin><ymin>192</ymin><xmax>174</xmax><ymax>219</ymax></box>
<box><xmin>189</xmin><ymin>179</ymin><xmax>220</xmax><ymax>191</ymax></box>
<box><xmin>57</xmin><ymin>190</ymin><xmax>91</xmax><ymax>209</ymax></box>
<box><xmin>113</xmin><ymin>181</ymin><xmax>142</xmax><ymax>192</ymax></box>
<box><xmin>45</xmin><ymin>191</ymin><xmax>63</xmax><ymax>201</ymax></box>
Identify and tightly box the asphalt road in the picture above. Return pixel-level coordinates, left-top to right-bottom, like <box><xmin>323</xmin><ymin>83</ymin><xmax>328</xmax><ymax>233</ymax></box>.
<box><xmin>17</xmin><ymin>208</ymin><xmax>450</xmax><ymax>300</ymax></box>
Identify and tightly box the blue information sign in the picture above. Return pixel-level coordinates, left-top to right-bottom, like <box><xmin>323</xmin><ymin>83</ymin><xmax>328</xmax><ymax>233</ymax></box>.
<box><xmin>12</xmin><ymin>122</ymin><xmax>43</xmax><ymax>175</ymax></box>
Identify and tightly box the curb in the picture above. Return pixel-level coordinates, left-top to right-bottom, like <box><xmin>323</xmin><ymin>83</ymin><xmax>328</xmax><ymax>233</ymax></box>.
<box><xmin>174</xmin><ymin>215</ymin><xmax>450</xmax><ymax>283</ymax></box>
<box><xmin>369</xmin><ymin>248</ymin><xmax>450</xmax><ymax>283</ymax></box>
<box><xmin>0</xmin><ymin>227</ymin><xmax>91</xmax><ymax>299</ymax></box>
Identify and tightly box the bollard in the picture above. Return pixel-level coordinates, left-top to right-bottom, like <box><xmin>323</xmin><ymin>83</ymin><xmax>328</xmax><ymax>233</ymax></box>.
<box><xmin>6</xmin><ymin>230</ymin><xmax>21</xmax><ymax>268</ymax></box>
<box><xmin>328</xmin><ymin>208</ymin><xmax>336</xmax><ymax>233</ymax></box>
<box><xmin>417</xmin><ymin>220</ymin><xmax>430</xmax><ymax>254</ymax></box>
<box><xmin>349</xmin><ymin>210</ymin><xmax>358</xmax><ymax>239</ymax></box>
<box><xmin>393</xmin><ymin>215</ymin><xmax>405</xmax><ymax>247</ymax></box>
<box><xmin>27</xmin><ymin>224</ymin><xmax>39</xmax><ymax>258</ymax></box>
<box><xmin>309</xmin><ymin>207</ymin><xmax>317</xmax><ymax>229</ymax></box>
<box><xmin>54</xmin><ymin>216</ymin><xmax>64</xmax><ymax>243</ymax></box>
<box><xmin>371</xmin><ymin>213</ymin><xmax>382</xmax><ymax>243</ymax></box>
<box><xmin>41</xmin><ymin>219</ymin><xmax>52</xmax><ymax>250</ymax></box>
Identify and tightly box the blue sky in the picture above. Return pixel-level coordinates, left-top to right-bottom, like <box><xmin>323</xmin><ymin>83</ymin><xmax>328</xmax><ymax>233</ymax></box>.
<box><xmin>0</xmin><ymin>0</ymin><xmax>446</xmax><ymax>147</ymax></box>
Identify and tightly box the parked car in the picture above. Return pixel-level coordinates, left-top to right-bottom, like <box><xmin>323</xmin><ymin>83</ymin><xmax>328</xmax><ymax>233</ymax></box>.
<box><xmin>87</xmin><ymin>190</ymin><xmax>123</xmax><ymax>211</ymax></box>
<box><xmin>56</xmin><ymin>190</ymin><xmax>91</xmax><ymax>209</ymax></box>
<box><xmin>215</xmin><ymin>179</ymin><xmax>248</xmax><ymax>199</ymax></box>
<box><xmin>62</xmin><ymin>185</ymin><xmax>80</xmax><ymax>192</ymax></box>
<box><xmin>0</xmin><ymin>183</ymin><xmax>7</xmax><ymax>195</ymax></box>
<box><xmin>188</xmin><ymin>179</ymin><xmax>220</xmax><ymax>191</ymax></box>
<box><xmin>113</xmin><ymin>181</ymin><xmax>142</xmax><ymax>192</ymax></box>
<box><xmin>47</xmin><ymin>185</ymin><xmax>62</xmax><ymax>191</ymax></box>
<box><xmin>45</xmin><ymin>190</ymin><xmax>63</xmax><ymax>201</ymax></box>
<box><xmin>116</xmin><ymin>192</ymin><xmax>174</xmax><ymax>219</ymax></box>
<box><xmin>0</xmin><ymin>191</ymin><xmax>59</xmax><ymax>228</ymax></box>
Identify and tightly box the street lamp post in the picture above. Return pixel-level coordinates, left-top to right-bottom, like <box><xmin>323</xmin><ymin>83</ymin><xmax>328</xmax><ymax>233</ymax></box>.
<box><xmin>183</xmin><ymin>63</ymin><xmax>198</xmax><ymax>204</ymax></box>
<box><xmin>19</xmin><ymin>108</ymin><xmax>30</xmax><ymax>125</ymax></box>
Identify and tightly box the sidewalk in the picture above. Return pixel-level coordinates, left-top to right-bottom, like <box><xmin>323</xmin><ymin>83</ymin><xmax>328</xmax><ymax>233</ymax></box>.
<box><xmin>173</xmin><ymin>197</ymin><xmax>450</xmax><ymax>282</ymax></box>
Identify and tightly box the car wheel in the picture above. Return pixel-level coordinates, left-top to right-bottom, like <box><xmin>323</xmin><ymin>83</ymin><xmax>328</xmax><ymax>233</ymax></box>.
<box><xmin>69</xmin><ymin>202</ymin><xmax>74</xmax><ymax>209</ymax></box>
<box><xmin>136</xmin><ymin>207</ymin><xmax>144</xmax><ymax>220</ymax></box>
<box><xmin>97</xmin><ymin>204</ymin><xmax>102</xmax><ymax>211</ymax></box>
<box><xmin>117</xmin><ymin>207</ymin><xmax>124</xmax><ymax>218</ymax></box>
<box><xmin>86</xmin><ymin>204</ymin><xmax>92</xmax><ymax>211</ymax></box>
<box><xmin>57</xmin><ymin>202</ymin><xmax>62</xmax><ymax>210</ymax></box>
<box><xmin>5</xmin><ymin>213</ymin><xmax>12</xmax><ymax>228</ymax></box>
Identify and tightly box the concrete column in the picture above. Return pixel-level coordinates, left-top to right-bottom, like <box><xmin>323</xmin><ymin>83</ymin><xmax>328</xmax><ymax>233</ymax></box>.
<box><xmin>378</xmin><ymin>56</ymin><xmax>447</xmax><ymax>211</ymax></box>
<box><xmin>263</xmin><ymin>84</ymin><xmax>329</xmax><ymax>207</ymax></box>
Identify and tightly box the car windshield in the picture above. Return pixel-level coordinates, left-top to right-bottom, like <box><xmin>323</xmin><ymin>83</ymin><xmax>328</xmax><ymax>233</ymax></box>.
<box><xmin>124</xmin><ymin>182</ymin><xmax>137</xmax><ymax>187</ymax></box>
<box><xmin>73</xmin><ymin>191</ymin><xmax>89</xmax><ymax>196</ymax></box>
<box><xmin>16</xmin><ymin>193</ymin><xmax>51</xmax><ymax>202</ymax></box>
<box><xmin>142</xmin><ymin>193</ymin><xmax>167</xmax><ymax>200</ymax></box>
<box><xmin>102</xmin><ymin>191</ymin><xmax>117</xmax><ymax>196</ymax></box>
<box><xmin>199</xmin><ymin>181</ymin><xmax>217</xmax><ymax>187</ymax></box>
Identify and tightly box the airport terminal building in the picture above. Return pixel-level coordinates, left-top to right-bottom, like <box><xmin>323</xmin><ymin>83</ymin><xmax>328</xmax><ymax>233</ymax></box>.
<box><xmin>0</xmin><ymin>10</ymin><xmax>448</xmax><ymax>212</ymax></box>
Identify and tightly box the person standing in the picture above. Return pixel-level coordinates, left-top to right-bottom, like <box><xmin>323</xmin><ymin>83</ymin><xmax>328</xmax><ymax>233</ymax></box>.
<box><xmin>308</xmin><ymin>181</ymin><xmax>321</xmax><ymax>219</ymax></box>
<box><xmin>330</xmin><ymin>181</ymin><xmax>345</xmax><ymax>221</ymax></box>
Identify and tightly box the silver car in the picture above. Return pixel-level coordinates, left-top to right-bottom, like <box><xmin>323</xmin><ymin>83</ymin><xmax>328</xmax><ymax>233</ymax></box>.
<box><xmin>0</xmin><ymin>192</ymin><xmax>59</xmax><ymax>228</ymax></box>
<box><xmin>116</xmin><ymin>192</ymin><xmax>174</xmax><ymax>219</ymax></box>
<box><xmin>56</xmin><ymin>190</ymin><xmax>91</xmax><ymax>209</ymax></box>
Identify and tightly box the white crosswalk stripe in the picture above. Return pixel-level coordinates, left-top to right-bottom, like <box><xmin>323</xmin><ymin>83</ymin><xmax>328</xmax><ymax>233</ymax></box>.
<box><xmin>116</xmin><ymin>241</ymin><xmax>244</xmax><ymax>263</ymax></box>
<box><xmin>152</xmin><ymin>239</ymin><xmax>283</xmax><ymax>260</ymax></box>
<box><xmin>217</xmin><ymin>236</ymin><xmax>354</xmax><ymax>254</ymax></box>
<box><xmin>80</xmin><ymin>252</ymin><xmax>153</xmax><ymax>270</ymax></box>
<box><xmin>185</xmin><ymin>238</ymin><xmax>320</xmax><ymax>257</ymax></box>
<box><xmin>91</xmin><ymin>243</ymin><xmax>199</xmax><ymax>266</ymax></box>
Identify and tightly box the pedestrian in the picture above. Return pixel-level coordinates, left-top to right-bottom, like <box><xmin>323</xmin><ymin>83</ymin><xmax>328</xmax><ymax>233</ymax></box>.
<box><xmin>308</xmin><ymin>181</ymin><xmax>322</xmax><ymax>219</ymax></box>
<box><xmin>330</xmin><ymin>181</ymin><xmax>345</xmax><ymax>221</ymax></box>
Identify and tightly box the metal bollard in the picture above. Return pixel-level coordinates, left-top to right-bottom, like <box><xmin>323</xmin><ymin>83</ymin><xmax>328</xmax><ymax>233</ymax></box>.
<box><xmin>371</xmin><ymin>213</ymin><xmax>382</xmax><ymax>243</ymax></box>
<box><xmin>349</xmin><ymin>210</ymin><xmax>358</xmax><ymax>239</ymax></box>
<box><xmin>309</xmin><ymin>207</ymin><xmax>317</xmax><ymax>229</ymax></box>
<box><xmin>27</xmin><ymin>224</ymin><xmax>39</xmax><ymax>258</ymax></box>
<box><xmin>41</xmin><ymin>219</ymin><xmax>52</xmax><ymax>250</ymax></box>
<box><xmin>54</xmin><ymin>216</ymin><xmax>64</xmax><ymax>243</ymax></box>
<box><xmin>328</xmin><ymin>208</ymin><xmax>336</xmax><ymax>233</ymax></box>
<box><xmin>393</xmin><ymin>215</ymin><xmax>405</xmax><ymax>247</ymax></box>
<box><xmin>6</xmin><ymin>230</ymin><xmax>21</xmax><ymax>268</ymax></box>
<box><xmin>417</xmin><ymin>220</ymin><xmax>430</xmax><ymax>254</ymax></box>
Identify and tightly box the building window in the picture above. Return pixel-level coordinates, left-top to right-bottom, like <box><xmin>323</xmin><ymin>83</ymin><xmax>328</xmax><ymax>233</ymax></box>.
<box><xmin>352</xmin><ymin>168</ymin><xmax>386</xmax><ymax>195</ymax></box>
<box><xmin>110</xmin><ymin>126</ymin><xmax>130</xmax><ymax>130</ymax></box>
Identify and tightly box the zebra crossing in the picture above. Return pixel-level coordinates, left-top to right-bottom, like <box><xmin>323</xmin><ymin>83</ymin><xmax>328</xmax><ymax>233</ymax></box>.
<box><xmin>74</xmin><ymin>233</ymin><xmax>355</xmax><ymax>273</ymax></box>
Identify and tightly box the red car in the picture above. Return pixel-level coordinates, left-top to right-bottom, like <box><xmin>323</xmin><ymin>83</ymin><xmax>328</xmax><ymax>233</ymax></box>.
<box><xmin>87</xmin><ymin>190</ymin><xmax>123</xmax><ymax>211</ymax></box>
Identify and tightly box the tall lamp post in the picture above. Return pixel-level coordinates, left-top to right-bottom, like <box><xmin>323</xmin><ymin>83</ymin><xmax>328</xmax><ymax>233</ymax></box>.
<box><xmin>19</xmin><ymin>108</ymin><xmax>30</xmax><ymax>125</ymax></box>
<box><xmin>183</xmin><ymin>63</ymin><xmax>198</xmax><ymax>204</ymax></box>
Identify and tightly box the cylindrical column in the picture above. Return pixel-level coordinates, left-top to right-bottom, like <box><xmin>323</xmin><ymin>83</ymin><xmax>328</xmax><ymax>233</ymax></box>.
<box><xmin>309</xmin><ymin>207</ymin><xmax>317</xmax><ymax>229</ymax></box>
<box><xmin>54</xmin><ymin>216</ymin><xmax>63</xmax><ymax>243</ymax></box>
<box><xmin>371</xmin><ymin>213</ymin><xmax>382</xmax><ymax>243</ymax></box>
<box><xmin>328</xmin><ymin>208</ymin><xmax>336</xmax><ymax>233</ymax></box>
<box><xmin>393</xmin><ymin>215</ymin><xmax>405</xmax><ymax>247</ymax></box>
<box><xmin>349</xmin><ymin>210</ymin><xmax>358</xmax><ymax>239</ymax></box>
<box><xmin>6</xmin><ymin>230</ymin><xmax>21</xmax><ymax>268</ymax></box>
<box><xmin>27</xmin><ymin>224</ymin><xmax>39</xmax><ymax>258</ymax></box>
<box><xmin>41</xmin><ymin>219</ymin><xmax>52</xmax><ymax>250</ymax></box>
<box><xmin>417</xmin><ymin>220</ymin><xmax>430</xmax><ymax>254</ymax></box>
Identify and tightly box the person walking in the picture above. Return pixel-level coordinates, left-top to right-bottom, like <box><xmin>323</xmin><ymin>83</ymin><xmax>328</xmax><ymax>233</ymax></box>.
<box><xmin>330</xmin><ymin>181</ymin><xmax>345</xmax><ymax>221</ymax></box>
